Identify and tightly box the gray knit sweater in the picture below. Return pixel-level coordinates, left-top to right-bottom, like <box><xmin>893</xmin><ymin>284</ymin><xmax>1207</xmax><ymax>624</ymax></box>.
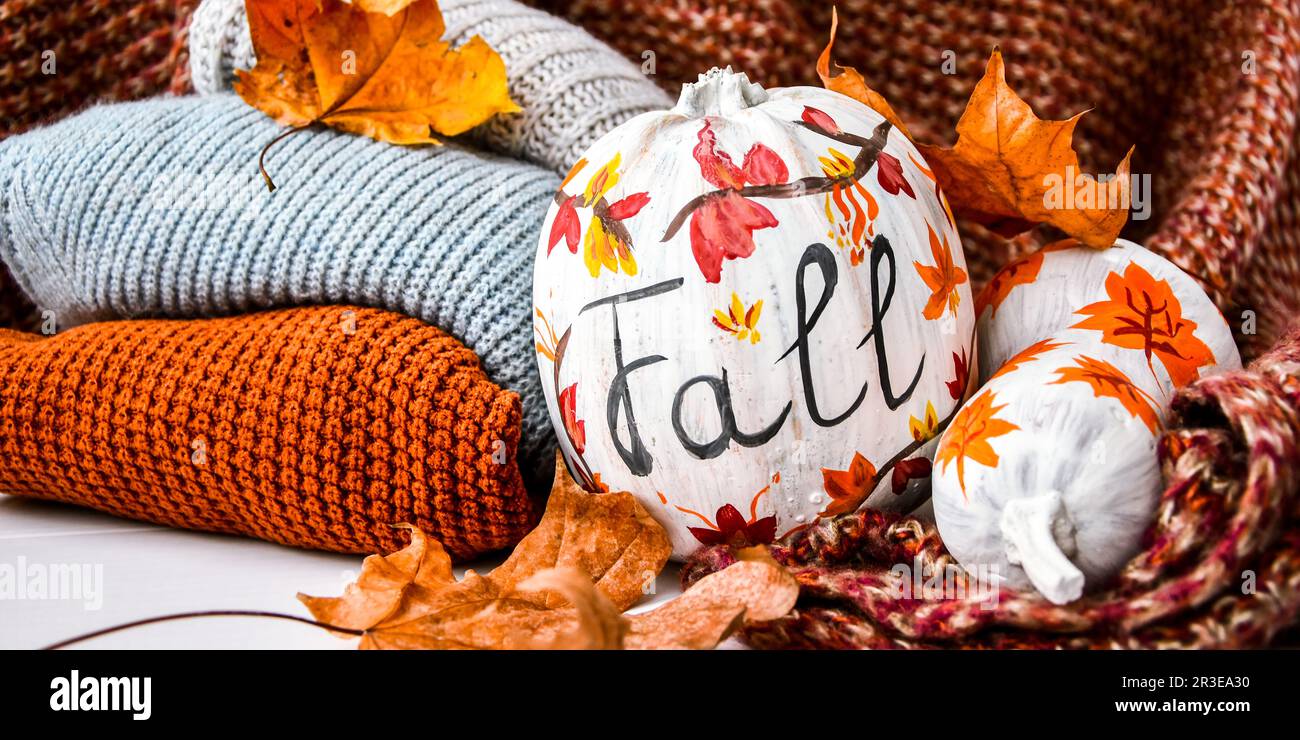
<box><xmin>0</xmin><ymin>94</ymin><xmax>559</xmax><ymax>487</ymax></box>
<box><xmin>187</xmin><ymin>0</ymin><xmax>672</xmax><ymax>174</ymax></box>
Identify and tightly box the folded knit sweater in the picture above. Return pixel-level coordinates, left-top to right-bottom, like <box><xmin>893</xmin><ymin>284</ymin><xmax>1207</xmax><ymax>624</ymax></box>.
<box><xmin>186</xmin><ymin>0</ymin><xmax>672</xmax><ymax>174</ymax></box>
<box><xmin>0</xmin><ymin>94</ymin><xmax>558</xmax><ymax>487</ymax></box>
<box><xmin>0</xmin><ymin>306</ymin><xmax>536</xmax><ymax>559</ymax></box>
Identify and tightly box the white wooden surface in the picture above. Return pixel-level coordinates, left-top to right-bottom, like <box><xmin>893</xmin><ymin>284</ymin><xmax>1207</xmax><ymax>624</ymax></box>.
<box><xmin>0</xmin><ymin>495</ymin><xmax>691</xmax><ymax>650</ymax></box>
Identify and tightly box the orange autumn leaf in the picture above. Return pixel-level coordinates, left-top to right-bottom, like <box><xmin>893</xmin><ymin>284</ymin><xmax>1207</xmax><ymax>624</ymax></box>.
<box><xmin>935</xmin><ymin>390</ymin><xmax>1020</xmax><ymax>497</ymax></box>
<box><xmin>236</xmin><ymin>0</ymin><xmax>518</xmax><ymax>189</ymax></box>
<box><xmin>1070</xmin><ymin>262</ymin><xmax>1216</xmax><ymax>387</ymax></box>
<box><xmin>816</xmin><ymin>8</ymin><xmax>911</xmax><ymax>138</ymax></box>
<box><xmin>1051</xmin><ymin>355</ymin><xmax>1161</xmax><ymax>434</ymax></box>
<box><xmin>914</xmin><ymin>221</ymin><xmax>968</xmax><ymax>320</ymax></box>
<box><xmin>820</xmin><ymin>451</ymin><xmax>877</xmax><ymax>517</ymax></box>
<box><xmin>914</xmin><ymin>50</ymin><xmax>1134</xmax><ymax>248</ymax></box>
<box><xmin>989</xmin><ymin>337</ymin><xmax>1070</xmax><ymax>380</ymax></box>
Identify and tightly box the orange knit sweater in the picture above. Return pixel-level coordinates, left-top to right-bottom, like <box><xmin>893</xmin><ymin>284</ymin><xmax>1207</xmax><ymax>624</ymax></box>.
<box><xmin>0</xmin><ymin>306</ymin><xmax>537</xmax><ymax>559</ymax></box>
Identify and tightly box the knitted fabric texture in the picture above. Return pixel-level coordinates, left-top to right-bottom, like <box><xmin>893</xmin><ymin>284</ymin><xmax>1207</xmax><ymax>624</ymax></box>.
<box><xmin>186</xmin><ymin>0</ymin><xmax>672</xmax><ymax>175</ymax></box>
<box><xmin>0</xmin><ymin>306</ymin><xmax>537</xmax><ymax>560</ymax></box>
<box><xmin>0</xmin><ymin>93</ymin><xmax>559</xmax><ymax>488</ymax></box>
<box><xmin>0</xmin><ymin>0</ymin><xmax>198</xmax><ymax>138</ymax></box>
<box><xmin>683</xmin><ymin>325</ymin><xmax>1300</xmax><ymax>648</ymax></box>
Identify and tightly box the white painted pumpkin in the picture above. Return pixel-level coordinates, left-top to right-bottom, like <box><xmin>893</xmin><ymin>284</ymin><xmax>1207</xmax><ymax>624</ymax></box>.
<box><xmin>932</xmin><ymin>239</ymin><xmax>1241</xmax><ymax>603</ymax></box>
<box><xmin>533</xmin><ymin>67</ymin><xmax>975</xmax><ymax>556</ymax></box>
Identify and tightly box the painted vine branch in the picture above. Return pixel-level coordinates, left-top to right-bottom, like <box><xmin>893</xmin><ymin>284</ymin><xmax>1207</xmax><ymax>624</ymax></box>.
<box><xmin>660</xmin><ymin>119</ymin><xmax>894</xmax><ymax>243</ymax></box>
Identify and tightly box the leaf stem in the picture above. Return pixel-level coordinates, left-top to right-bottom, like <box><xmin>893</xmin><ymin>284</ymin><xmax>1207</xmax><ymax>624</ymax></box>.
<box><xmin>42</xmin><ymin>610</ymin><xmax>364</xmax><ymax>650</ymax></box>
<box><xmin>259</xmin><ymin>124</ymin><xmax>312</xmax><ymax>192</ymax></box>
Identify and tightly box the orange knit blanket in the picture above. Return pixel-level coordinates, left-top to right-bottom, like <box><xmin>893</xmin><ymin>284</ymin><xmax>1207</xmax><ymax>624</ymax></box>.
<box><xmin>0</xmin><ymin>306</ymin><xmax>537</xmax><ymax>559</ymax></box>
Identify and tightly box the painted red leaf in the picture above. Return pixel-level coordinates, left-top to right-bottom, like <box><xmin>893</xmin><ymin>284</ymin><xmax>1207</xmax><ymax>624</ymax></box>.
<box><xmin>558</xmin><ymin>382</ymin><xmax>585</xmax><ymax>454</ymax></box>
<box><xmin>891</xmin><ymin>457</ymin><xmax>932</xmax><ymax>494</ymax></box>
<box><xmin>606</xmin><ymin>192</ymin><xmax>651</xmax><ymax>220</ymax></box>
<box><xmin>548</xmin><ymin>195</ymin><xmax>580</xmax><ymax>255</ymax></box>
<box><xmin>876</xmin><ymin>152</ymin><xmax>915</xmax><ymax>198</ymax></box>
<box><xmin>741</xmin><ymin>143</ymin><xmax>790</xmax><ymax>185</ymax></box>
<box><xmin>802</xmin><ymin>105</ymin><xmax>840</xmax><ymax>134</ymax></box>
<box><xmin>689</xmin><ymin>191</ymin><xmax>779</xmax><ymax>283</ymax></box>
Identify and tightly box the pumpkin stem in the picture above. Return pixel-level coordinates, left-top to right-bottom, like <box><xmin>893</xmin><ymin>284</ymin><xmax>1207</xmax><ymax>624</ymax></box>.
<box><xmin>998</xmin><ymin>489</ymin><xmax>1085</xmax><ymax>604</ymax></box>
<box><xmin>674</xmin><ymin>67</ymin><xmax>769</xmax><ymax>118</ymax></box>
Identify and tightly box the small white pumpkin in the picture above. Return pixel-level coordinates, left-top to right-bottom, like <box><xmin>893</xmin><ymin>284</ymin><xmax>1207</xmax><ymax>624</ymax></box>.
<box><xmin>932</xmin><ymin>240</ymin><xmax>1241</xmax><ymax>603</ymax></box>
<box><xmin>533</xmin><ymin>67</ymin><xmax>975</xmax><ymax>556</ymax></box>
<box><xmin>932</xmin><ymin>336</ymin><xmax>1165</xmax><ymax>604</ymax></box>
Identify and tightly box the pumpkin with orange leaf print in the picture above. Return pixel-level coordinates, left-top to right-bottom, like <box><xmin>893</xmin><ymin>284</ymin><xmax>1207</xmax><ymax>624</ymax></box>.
<box><xmin>533</xmin><ymin>67</ymin><xmax>973</xmax><ymax>557</ymax></box>
<box><xmin>933</xmin><ymin>240</ymin><xmax>1240</xmax><ymax>604</ymax></box>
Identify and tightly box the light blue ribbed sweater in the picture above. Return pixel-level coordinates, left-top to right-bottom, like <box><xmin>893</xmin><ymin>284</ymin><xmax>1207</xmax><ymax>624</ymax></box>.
<box><xmin>0</xmin><ymin>94</ymin><xmax>559</xmax><ymax>488</ymax></box>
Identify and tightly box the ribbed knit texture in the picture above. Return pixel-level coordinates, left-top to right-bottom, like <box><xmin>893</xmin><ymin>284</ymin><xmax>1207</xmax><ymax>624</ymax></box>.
<box><xmin>186</xmin><ymin>0</ymin><xmax>672</xmax><ymax>174</ymax></box>
<box><xmin>0</xmin><ymin>93</ymin><xmax>559</xmax><ymax>487</ymax></box>
<box><xmin>0</xmin><ymin>306</ymin><xmax>537</xmax><ymax>559</ymax></box>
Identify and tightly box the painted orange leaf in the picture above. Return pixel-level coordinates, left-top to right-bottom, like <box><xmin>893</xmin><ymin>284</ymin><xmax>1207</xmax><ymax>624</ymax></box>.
<box><xmin>816</xmin><ymin>9</ymin><xmax>911</xmax><ymax>138</ymax></box>
<box><xmin>989</xmin><ymin>337</ymin><xmax>1070</xmax><ymax>380</ymax></box>
<box><xmin>976</xmin><ymin>239</ymin><xmax>1082</xmax><ymax>316</ymax></box>
<box><xmin>820</xmin><ymin>452</ymin><xmax>877</xmax><ymax>517</ymax></box>
<box><xmin>977</xmin><ymin>251</ymin><xmax>1042</xmax><ymax>317</ymax></box>
<box><xmin>914</xmin><ymin>50</ymin><xmax>1133</xmax><ymax>248</ymax></box>
<box><xmin>1051</xmin><ymin>355</ymin><xmax>1161</xmax><ymax>434</ymax></box>
<box><xmin>935</xmin><ymin>390</ymin><xmax>1020</xmax><ymax>497</ymax></box>
<box><xmin>236</xmin><ymin>0</ymin><xmax>518</xmax><ymax>189</ymax></box>
<box><xmin>1071</xmin><ymin>262</ymin><xmax>1216</xmax><ymax>387</ymax></box>
<box><xmin>914</xmin><ymin>222</ymin><xmax>968</xmax><ymax>320</ymax></box>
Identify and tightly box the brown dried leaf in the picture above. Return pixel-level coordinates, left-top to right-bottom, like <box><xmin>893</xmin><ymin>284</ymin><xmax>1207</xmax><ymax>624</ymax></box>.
<box><xmin>298</xmin><ymin>453</ymin><xmax>672</xmax><ymax>649</ymax></box>
<box><xmin>298</xmin><ymin>524</ymin><xmax>454</xmax><ymax>632</ymax></box>
<box><xmin>516</xmin><ymin>568</ymin><xmax>628</xmax><ymax>649</ymax></box>
<box><xmin>488</xmin><ymin>453</ymin><xmax>671</xmax><ymax>611</ymax></box>
<box><xmin>817</xmin><ymin>12</ymin><xmax>1133</xmax><ymax>248</ymax></box>
<box><xmin>623</xmin><ymin>560</ymin><xmax>799</xmax><ymax>649</ymax></box>
<box><xmin>816</xmin><ymin>8</ymin><xmax>912</xmax><ymax>138</ymax></box>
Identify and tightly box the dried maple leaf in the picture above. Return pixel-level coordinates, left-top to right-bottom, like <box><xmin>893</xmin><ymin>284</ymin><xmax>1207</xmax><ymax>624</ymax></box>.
<box><xmin>236</xmin><ymin>0</ymin><xmax>518</xmax><ymax>189</ymax></box>
<box><xmin>298</xmin><ymin>454</ymin><xmax>797</xmax><ymax>649</ymax></box>
<box><xmin>515</xmin><ymin>568</ymin><xmax>627</xmax><ymax>649</ymax></box>
<box><xmin>935</xmin><ymin>390</ymin><xmax>1020</xmax><ymax>497</ymax></box>
<box><xmin>298</xmin><ymin>452</ymin><xmax>671</xmax><ymax>648</ymax></box>
<box><xmin>817</xmin><ymin>12</ymin><xmax>1133</xmax><ymax>249</ymax></box>
<box><xmin>816</xmin><ymin>8</ymin><xmax>911</xmax><ymax>138</ymax></box>
<box><xmin>1070</xmin><ymin>261</ymin><xmax>1216</xmax><ymax>387</ymax></box>
<box><xmin>298</xmin><ymin>523</ymin><xmax>454</xmax><ymax>632</ymax></box>
<box><xmin>1051</xmin><ymin>355</ymin><xmax>1161</xmax><ymax>434</ymax></box>
<box><xmin>915</xmin><ymin>50</ymin><xmax>1133</xmax><ymax>248</ymax></box>
<box><xmin>517</xmin><ymin>559</ymin><xmax>798</xmax><ymax>650</ymax></box>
